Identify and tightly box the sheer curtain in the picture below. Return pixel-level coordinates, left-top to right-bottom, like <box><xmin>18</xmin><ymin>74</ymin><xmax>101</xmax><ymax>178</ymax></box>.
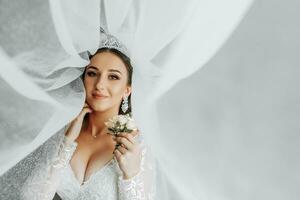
<box><xmin>4</xmin><ymin>0</ymin><xmax>291</xmax><ymax>199</ymax></box>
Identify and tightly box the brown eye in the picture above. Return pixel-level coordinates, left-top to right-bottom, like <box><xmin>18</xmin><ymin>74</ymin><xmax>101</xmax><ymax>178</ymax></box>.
<box><xmin>109</xmin><ymin>75</ymin><xmax>119</xmax><ymax>80</ymax></box>
<box><xmin>87</xmin><ymin>71</ymin><xmax>97</xmax><ymax>77</ymax></box>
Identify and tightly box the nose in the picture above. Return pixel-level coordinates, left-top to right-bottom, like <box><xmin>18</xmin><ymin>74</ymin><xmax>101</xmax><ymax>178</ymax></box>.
<box><xmin>95</xmin><ymin>75</ymin><xmax>107</xmax><ymax>90</ymax></box>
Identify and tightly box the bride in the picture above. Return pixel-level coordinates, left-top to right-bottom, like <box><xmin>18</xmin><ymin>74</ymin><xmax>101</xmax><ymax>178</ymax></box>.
<box><xmin>21</xmin><ymin>29</ymin><xmax>156</xmax><ymax>200</ymax></box>
<box><xmin>0</xmin><ymin>1</ymin><xmax>259</xmax><ymax>199</ymax></box>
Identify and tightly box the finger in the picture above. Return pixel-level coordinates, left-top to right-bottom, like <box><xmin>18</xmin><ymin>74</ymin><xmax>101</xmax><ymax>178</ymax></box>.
<box><xmin>127</xmin><ymin>130</ymin><xmax>140</xmax><ymax>143</ymax></box>
<box><xmin>117</xmin><ymin>132</ymin><xmax>137</xmax><ymax>144</ymax></box>
<box><xmin>131</xmin><ymin>129</ymin><xmax>139</xmax><ymax>137</ymax></box>
<box><xmin>115</xmin><ymin>136</ymin><xmax>134</xmax><ymax>150</ymax></box>
<box><xmin>78</xmin><ymin>110</ymin><xmax>91</xmax><ymax>119</ymax></box>
<box><xmin>82</xmin><ymin>107</ymin><xmax>93</xmax><ymax>114</ymax></box>
<box><xmin>84</xmin><ymin>107</ymin><xmax>92</xmax><ymax>112</ymax></box>
<box><xmin>126</xmin><ymin>129</ymin><xmax>139</xmax><ymax>139</ymax></box>
<box><xmin>121</xmin><ymin>128</ymin><xmax>139</xmax><ymax>135</ymax></box>
<box><xmin>118</xmin><ymin>132</ymin><xmax>128</xmax><ymax>137</ymax></box>
<box><xmin>114</xmin><ymin>149</ymin><xmax>122</xmax><ymax>160</ymax></box>
<box><xmin>117</xmin><ymin>145</ymin><xmax>127</xmax><ymax>154</ymax></box>
<box><xmin>84</xmin><ymin>102</ymin><xmax>91</xmax><ymax>108</ymax></box>
<box><xmin>119</xmin><ymin>131</ymin><xmax>137</xmax><ymax>138</ymax></box>
<box><xmin>115</xmin><ymin>136</ymin><xmax>133</xmax><ymax>150</ymax></box>
<box><xmin>118</xmin><ymin>132</ymin><xmax>135</xmax><ymax>144</ymax></box>
<box><xmin>113</xmin><ymin>140</ymin><xmax>124</xmax><ymax>149</ymax></box>
<box><xmin>83</xmin><ymin>102</ymin><xmax>90</xmax><ymax>108</ymax></box>
<box><xmin>125</xmin><ymin>133</ymin><xmax>135</xmax><ymax>144</ymax></box>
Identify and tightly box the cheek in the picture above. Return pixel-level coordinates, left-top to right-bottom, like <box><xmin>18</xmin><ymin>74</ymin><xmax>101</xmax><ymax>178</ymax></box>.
<box><xmin>84</xmin><ymin>79</ymin><xmax>94</xmax><ymax>96</ymax></box>
<box><xmin>109</xmin><ymin>82</ymin><xmax>127</xmax><ymax>98</ymax></box>
<box><xmin>110</xmin><ymin>84</ymin><xmax>125</xmax><ymax>97</ymax></box>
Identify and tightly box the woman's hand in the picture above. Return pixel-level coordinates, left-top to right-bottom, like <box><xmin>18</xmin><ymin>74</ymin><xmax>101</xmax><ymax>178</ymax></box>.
<box><xmin>65</xmin><ymin>102</ymin><xmax>93</xmax><ymax>141</ymax></box>
<box><xmin>113</xmin><ymin>130</ymin><xmax>142</xmax><ymax>180</ymax></box>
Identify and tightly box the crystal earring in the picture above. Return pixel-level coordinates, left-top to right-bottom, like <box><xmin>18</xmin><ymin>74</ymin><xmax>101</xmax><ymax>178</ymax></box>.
<box><xmin>121</xmin><ymin>96</ymin><xmax>129</xmax><ymax>113</ymax></box>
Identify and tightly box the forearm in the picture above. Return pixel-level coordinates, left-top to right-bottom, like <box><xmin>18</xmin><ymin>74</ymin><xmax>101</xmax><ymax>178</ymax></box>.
<box><xmin>118</xmin><ymin>147</ymin><xmax>156</xmax><ymax>200</ymax></box>
<box><xmin>21</xmin><ymin>135</ymin><xmax>77</xmax><ymax>200</ymax></box>
<box><xmin>118</xmin><ymin>171</ymin><xmax>146</xmax><ymax>200</ymax></box>
<box><xmin>52</xmin><ymin>135</ymin><xmax>78</xmax><ymax>168</ymax></box>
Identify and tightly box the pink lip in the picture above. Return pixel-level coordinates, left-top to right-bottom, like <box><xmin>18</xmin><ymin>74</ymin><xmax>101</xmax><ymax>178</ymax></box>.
<box><xmin>92</xmin><ymin>93</ymin><xmax>108</xmax><ymax>99</ymax></box>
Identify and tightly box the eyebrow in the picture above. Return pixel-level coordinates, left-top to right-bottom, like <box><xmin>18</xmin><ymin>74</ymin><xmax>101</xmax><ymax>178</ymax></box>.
<box><xmin>87</xmin><ymin>66</ymin><xmax>122</xmax><ymax>74</ymax></box>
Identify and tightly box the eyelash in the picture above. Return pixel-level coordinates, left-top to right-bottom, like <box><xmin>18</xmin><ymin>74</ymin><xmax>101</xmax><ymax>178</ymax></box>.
<box><xmin>109</xmin><ymin>75</ymin><xmax>119</xmax><ymax>80</ymax></box>
<box><xmin>86</xmin><ymin>71</ymin><xmax>119</xmax><ymax>80</ymax></box>
<box><xmin>87</xmin><ymin>71</ymin><xmax>96</xmax><ymax>77</ymax></box>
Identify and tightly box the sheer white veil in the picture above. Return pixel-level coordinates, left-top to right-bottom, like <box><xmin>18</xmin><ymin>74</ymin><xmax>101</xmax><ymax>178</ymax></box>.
<box><xmin>7</xmin><ymin>0</ymin><xmax>299</xmax><ymax>199</ymax></box>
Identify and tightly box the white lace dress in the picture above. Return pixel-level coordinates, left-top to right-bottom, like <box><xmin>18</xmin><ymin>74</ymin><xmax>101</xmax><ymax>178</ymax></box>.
<box><xmin>21</xmin><ymin>134</ymin><xmax>156</xmax><ymax>200</ymax></box>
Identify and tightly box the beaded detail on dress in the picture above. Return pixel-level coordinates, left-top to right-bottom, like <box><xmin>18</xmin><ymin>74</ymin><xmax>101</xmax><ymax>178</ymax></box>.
<box><xmin>21</xmin><ymin>133</ymin><xmax>156</xmax><ymax>200</ymax></box>
<box><xmin>52</xmin><ymin>136</ymin><xmax>78</xmax><ymax>169</ymax></box>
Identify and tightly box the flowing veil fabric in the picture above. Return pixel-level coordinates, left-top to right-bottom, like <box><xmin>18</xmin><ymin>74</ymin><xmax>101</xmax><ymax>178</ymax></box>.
<box><xmin>4</xmin><ymin>0</ymin><xmax>294</xmax><ymax>199</ymax></box>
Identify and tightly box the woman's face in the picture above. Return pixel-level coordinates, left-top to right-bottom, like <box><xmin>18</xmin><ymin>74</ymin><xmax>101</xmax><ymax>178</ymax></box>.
<box><xmin>84</xmin><ymin>51</ymin><xmax>131</xmax><ymax>112</ymax></box>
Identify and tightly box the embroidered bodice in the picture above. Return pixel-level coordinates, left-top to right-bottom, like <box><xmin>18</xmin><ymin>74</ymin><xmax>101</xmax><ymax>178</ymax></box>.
<box><xmin>21</xmin><ymin>135</ymin><xmax>156</xmax><ymax>200</ymax></box>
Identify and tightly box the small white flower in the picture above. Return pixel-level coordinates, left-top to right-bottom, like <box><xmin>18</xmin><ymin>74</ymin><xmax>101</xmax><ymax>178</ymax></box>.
<box><xmin>112</xmin><ymin>116</ymin><xmax>118</xmax><ymax>123</ymax></box>
<box><xmin>120</xmin><ymin>124</ymin><xmax>125</xmax><ymax>130</ymax></box>
<box><xmin>104</xmin><ymin>121</ymin><xmax>114</xmax><ymax>128</ymax></box>
<box><xmin>104</xmin><ymin>114</ymin><xmax>137</xmax><ymax>135</ymax></box>
<box><xmin>126</xmin><ymin>120</ymin><xmax>136</xmax><ymax>130</ymax></box>
<box><xmin>118</xmin><ymin>115</ymin><xmax>128</xmax><ymax>125</ymax></box>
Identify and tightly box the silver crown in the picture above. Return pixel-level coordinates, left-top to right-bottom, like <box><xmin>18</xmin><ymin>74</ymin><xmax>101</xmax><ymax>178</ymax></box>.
<box><xmin>98</xmin><ymin>27</ymin><xmax>130</xmax><ymax>57</ymax></box>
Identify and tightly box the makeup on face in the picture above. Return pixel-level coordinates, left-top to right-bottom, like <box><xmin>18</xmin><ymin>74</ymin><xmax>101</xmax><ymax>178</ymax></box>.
<box><xmin>83</xmin><ymin>52</ymin><xmax>131</xmax><ymax>112</ymax></box>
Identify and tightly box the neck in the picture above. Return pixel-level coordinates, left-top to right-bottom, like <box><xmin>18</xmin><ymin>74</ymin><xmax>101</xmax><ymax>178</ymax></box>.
<box><xmin>85</xmin><ymin>106</ymin><xmax>119</xmax><ymax>137</ymax></box>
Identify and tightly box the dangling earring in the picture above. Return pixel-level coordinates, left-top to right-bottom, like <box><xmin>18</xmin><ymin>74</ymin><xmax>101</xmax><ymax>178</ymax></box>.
<box><xmin>121</xmin><ymin>96</ymin><xmax>129</xmax><ymax>113</ymax></box>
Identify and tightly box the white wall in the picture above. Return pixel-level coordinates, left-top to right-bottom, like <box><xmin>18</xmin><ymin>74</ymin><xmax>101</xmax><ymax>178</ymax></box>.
<box><xmin>158</xmin><ymin>0</ymin><xmax>300</xmax><ymax>199</ymax></box>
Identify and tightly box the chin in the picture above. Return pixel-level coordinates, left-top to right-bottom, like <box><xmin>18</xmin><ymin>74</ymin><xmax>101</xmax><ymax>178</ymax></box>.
<box><xmin>93</xmin><ymin>107</ymin><xmax>109</xmax><ymax>113</ymax></box>
<box><xmin>88</xmin><ymin>101</ymin><xmax>110</xmax><ymax>112</ymax></box>
<box><xmin>90</xmin><ymin>103</ymin><xmax>107</xmax><ymax>112</ymax></box>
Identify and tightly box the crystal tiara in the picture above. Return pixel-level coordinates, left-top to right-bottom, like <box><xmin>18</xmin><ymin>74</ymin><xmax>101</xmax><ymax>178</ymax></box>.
<box><xmin>98</xmin><ymin>27</ymin><xmax>130</xmax><ymax>57</ymax></box>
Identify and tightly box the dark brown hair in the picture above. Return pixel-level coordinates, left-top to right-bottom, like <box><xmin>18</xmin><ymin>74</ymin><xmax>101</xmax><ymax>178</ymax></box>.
<box><xmin>82</xmin><ymin>48</ymin><xmax>133</xmax><ymax>115</ymax></box>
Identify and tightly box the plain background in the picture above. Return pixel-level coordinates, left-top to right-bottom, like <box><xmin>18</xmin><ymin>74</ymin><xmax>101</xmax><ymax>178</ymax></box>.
<box><xmin>157</xmin><ymin>0</ymin><xmax>300</xmax><ymax>199</ymax></box>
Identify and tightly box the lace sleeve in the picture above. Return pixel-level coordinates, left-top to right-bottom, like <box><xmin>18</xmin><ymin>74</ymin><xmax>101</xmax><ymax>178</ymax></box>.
<box><xmin>118</xmin><ymin>140</ymin><xmax>156</xmax><ymax>200</ymax></box>
<box><xmin>20</xmin><ymin>135</ymin><xmax>77</xmax><ymax>200</ymax></box>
